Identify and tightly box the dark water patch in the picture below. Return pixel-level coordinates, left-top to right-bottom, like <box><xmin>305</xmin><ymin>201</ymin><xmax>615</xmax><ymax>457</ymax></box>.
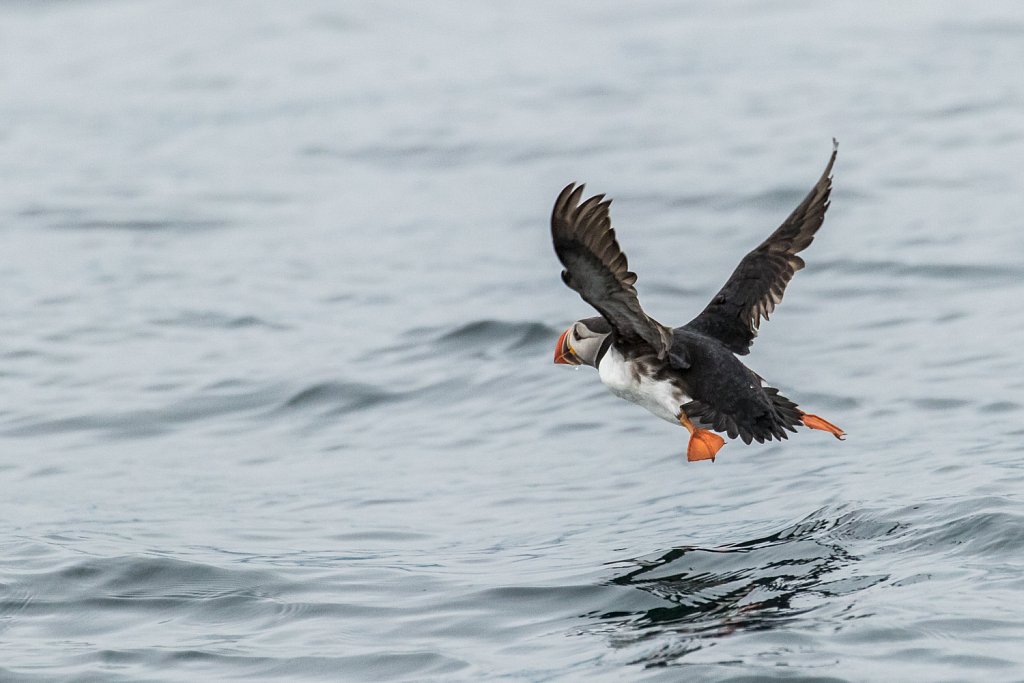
<box><xmin>863</xmin><ymin>315</ymin><xmax>918</xmax><ymax>330</ymax></box>
<box><xmin>545</xmin><ymin>420</ymin><xmax>605</xmax><ymax>435</ymax></box>
<box><xmin>50</xmin><ymin>218</ymin><xmax>228</xmax><ymax>232</ymax></box>
<box><xmin>436</xmin><ymin>319</ymin><xmax>558</xmax><ymax>353</ymax></box>
<box><xmin>277</xmin><ymin>381</ymin><xmax>399</xmax><ymax>414</ymax></box>
<box><xmin>355</xmin><ymin>498</ymin><xmax>420</xmax><ymax>508</ymax></box>
<box><xmin>203</xmin><ymin>378</ymin><xmax>251</xmax><ymax>390</ymax></box>
<box><xmin>922</xmin><ymin>98</ymin><xmax>1013</xmax><ymax>120</ymax></box>
<box><xmin>980</xmin><ymin>401</ymin><xmax>1019</xmax><ymax>413</ymax></box>
<box><xmin>152</xmin><ymin>310</ymin><xmax>288</xmax><ymax>331</ymax></box>
<box><xmin>36</xmin><ymin>293</ymin><xmax>81</xmax><ymax>306</ymax></box>
<box><xmin>17</xmin><ymin>203</ymin><xmax>86</xmax><ymax>220</ymax></box>
<box><xmin>0</xmin><ymin>586</ymin><xmax>34</xmax><ymax>632</ymax></box>
<box><xmin>910</xmin><ymin>397</ymin><xmax>970</xmax><ymax>411</ymax></box>
<box><xmin>920</xmin><ymin>352</ymin><xmax>994</xmax><ymax>371</ymax></box>
<box><xmin>1</xmin><ymin>346</ymin><xmax>76</xmax><ymax>364</ymax></box>
<box><xmin>374</xmin><ymin>319</ymin><xmax>559</xmax><ymax>364</ymax></box>
<box><xmin>321</xmin><ymin>292</ymin><xmax>356</xmax><ymax>304</ymax></box>
<box><xmin>27</xmin><ymin>466</ymin><xmax>64</xmax><ymax>478</ymax></box>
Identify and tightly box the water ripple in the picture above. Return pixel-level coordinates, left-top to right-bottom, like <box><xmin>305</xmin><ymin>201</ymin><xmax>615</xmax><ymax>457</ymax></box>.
<box><xmin>596</xmin><ymin>507</ymin><xmax>893</xmax><ymax>668</ymax></box>
<box><xmin>278</xmin><ymin>381</ymin><xmax>399</xmax><ymax>414</ymax></box>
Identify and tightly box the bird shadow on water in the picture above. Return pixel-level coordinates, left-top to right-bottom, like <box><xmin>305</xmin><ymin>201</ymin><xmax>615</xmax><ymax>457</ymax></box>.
<box><xmin>590</xmin><ymin>509</ymin><xmax>896</xmax><ymax>668</ymax></box>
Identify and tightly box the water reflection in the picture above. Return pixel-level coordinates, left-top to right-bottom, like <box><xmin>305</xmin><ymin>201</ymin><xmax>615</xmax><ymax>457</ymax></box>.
<box><xmin>601</xmin><ymin>511</ymin><xmax>893</xmax><ymax>666</ymax></box>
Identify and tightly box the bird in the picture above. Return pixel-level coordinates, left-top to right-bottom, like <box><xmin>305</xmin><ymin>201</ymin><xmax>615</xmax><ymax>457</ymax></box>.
<box><xmin>551</xmin><ymin>140</ymin><xmax>845</xmax><ymax>463</ymax></box>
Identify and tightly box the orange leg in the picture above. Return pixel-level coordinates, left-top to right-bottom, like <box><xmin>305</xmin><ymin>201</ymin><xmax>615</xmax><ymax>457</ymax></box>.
<box><xmin>800</xmin><ymin>412</ymin><xmax>846</xmax><ymax>440</ymax></box>
<box><xmin>679</xmin><ymin>413</ymin><xmax>725</xmax><ymax>462</ymax></box>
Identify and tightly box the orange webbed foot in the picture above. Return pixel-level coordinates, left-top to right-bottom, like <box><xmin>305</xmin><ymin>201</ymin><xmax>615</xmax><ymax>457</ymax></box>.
<box><xmin>687</xmin><ymin>429</ymin><xmax>726</xmax><ymax>462</ymax></box>
<box><xmin>801</xmin><ymin>413</ymin><xmax>846</xmax><ymax>440</ymax></box>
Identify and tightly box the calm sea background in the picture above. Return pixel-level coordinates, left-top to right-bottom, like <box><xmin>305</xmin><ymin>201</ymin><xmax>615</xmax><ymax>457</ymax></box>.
<box><xmin>3</xmin><ymin>2</ymin><xmax>1024</xmax><ymax>681</ymax></box>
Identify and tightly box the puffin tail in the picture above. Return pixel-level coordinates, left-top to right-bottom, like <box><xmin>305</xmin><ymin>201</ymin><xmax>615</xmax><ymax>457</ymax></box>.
<box><xmin>763</xmin><ymin>386</ymin><xmax>804</xmax><ymax>439</ymax></box>
<box><xmin>765</xmin><ymin>387</ymin><xmax>845</xmax><ymax>440</ymax></box>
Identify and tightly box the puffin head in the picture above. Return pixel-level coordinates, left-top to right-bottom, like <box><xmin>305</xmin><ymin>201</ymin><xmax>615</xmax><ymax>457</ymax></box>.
<box><xmin>553</xmin><ymin>316</ymin><xmax>612</xmax><ymax>368</ymax></box>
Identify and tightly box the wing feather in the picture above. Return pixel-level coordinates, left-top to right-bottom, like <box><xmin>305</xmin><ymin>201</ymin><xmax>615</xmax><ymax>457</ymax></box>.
<box><xmin>551</xmin><ymin>183</ymin><xmax>670</xmax><ymax>358</ymax></box>
<box><xmin>683</xmin><ymin>140</ymin><xmax>838</xmax><ymax>354</ymax></box>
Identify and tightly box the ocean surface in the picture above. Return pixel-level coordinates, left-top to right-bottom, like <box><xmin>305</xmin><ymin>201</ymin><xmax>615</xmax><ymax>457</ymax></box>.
<box><xmin>2</xmin><ymin>1</ymin><xmax>1024</xmax><ymax>681</ymax></box>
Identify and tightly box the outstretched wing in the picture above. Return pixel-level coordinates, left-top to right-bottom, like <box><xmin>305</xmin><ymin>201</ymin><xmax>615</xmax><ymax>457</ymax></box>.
<box><xmin>551</xmin><ymin>183</ymin><xmax>671</xmax><ymax>358</ymax></box>
<box><xmin>683</xmin><ymin>140</ymin><xmax>838</xmax><ymax>355</ymax></box>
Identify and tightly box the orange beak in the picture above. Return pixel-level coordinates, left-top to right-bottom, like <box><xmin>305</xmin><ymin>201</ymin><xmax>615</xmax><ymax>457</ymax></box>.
<box><xmin>553</xmin><ymin>328</ymin><xmax>580</xmax><ymax>365</ymax></box>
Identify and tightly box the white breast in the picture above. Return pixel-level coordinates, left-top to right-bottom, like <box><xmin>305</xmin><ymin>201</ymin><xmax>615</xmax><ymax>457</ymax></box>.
<box><xmin>597</xmin><ymin>346</ymin><xmax>689</xmax><ymax>425</ymax></box>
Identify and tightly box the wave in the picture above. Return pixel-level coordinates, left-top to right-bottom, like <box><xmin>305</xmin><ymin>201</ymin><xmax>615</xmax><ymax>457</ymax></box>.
<box><xmin>586</xmin><ymin>496</ymin><xmax>1024</xmax><ymax>671</ymax></box>
<box><xmin>0</xmin><ymin>552</ymin><xmax>468</xmax><ymax>680</ymax></box>
<box><xmin>366</xmin><ymin>319</ymin><xmax>559</xmax><ymax>367</ymax></box>
<box><xmin>152</xmin><ymin>311</ymin><xmax>289</xmax><ymax>330</ymax></box>
<box><xmin>277</xmin><ymin>381</ymin><xmax>399</xmax><ymax>414</ymax></box>
<box><xmin>597</xmin><ymin>507</ymin><xmax>891</xmax><ymax>666</ymax></box>
<box><xmin>436</xmin><ymin>319</ymin><xmax>557</xmax><ymax>353</ymax></box>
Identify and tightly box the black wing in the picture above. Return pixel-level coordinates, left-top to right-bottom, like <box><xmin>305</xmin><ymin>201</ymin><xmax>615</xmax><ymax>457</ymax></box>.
<box><xmin>683</xmin><ymin>140</ymin><xmax>838</xmax><ymax>355</ymax></box>
<box><xmin>551</xmin><ymin>183</ymin><xmax>671</xmax><ymax>358</ymax></box>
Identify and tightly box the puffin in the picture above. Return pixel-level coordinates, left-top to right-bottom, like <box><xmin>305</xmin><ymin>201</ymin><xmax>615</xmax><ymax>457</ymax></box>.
<box><xmin>551</xmin><ymin>141</ymin><xmax>845</xmax><ymax>462</ymax></box>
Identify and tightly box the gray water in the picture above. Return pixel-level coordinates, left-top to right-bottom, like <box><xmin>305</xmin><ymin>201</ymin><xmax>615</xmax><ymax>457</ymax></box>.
<box><xmin>2</xmin><ymin>1</ymin><xmax>1024</xmax><ymax>681</ymax></box>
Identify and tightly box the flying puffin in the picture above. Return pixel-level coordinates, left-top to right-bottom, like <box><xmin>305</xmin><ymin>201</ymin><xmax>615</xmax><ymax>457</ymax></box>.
<box><xmin>551</xmin><ymin>141</ymin><xmax>845</xmax><ymax>462</ymax></box>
